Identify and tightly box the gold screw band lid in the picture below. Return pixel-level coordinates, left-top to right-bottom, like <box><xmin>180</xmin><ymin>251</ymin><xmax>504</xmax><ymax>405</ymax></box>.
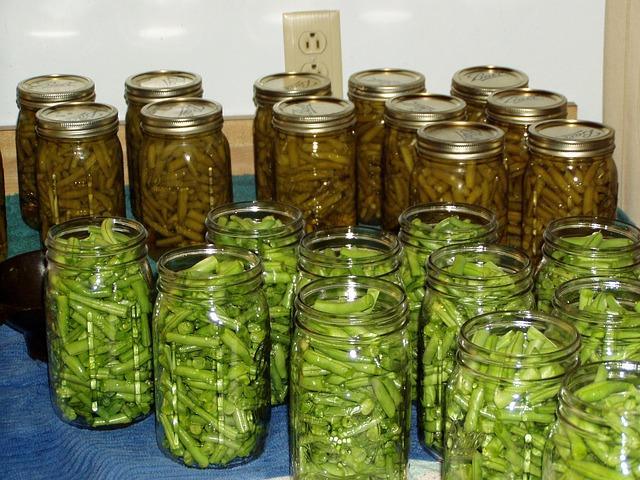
<box><xmin>125</xmin><ymin>70</ymin><xmax>203</xmax><ymax>104</ymax></box>
<box><xmin>348</xmin><ymin>68</ymin><xmax>425</xmax><ymax>101</ymax></box>
<box><xmin>451</xmin><ymin>66</ymin><xmax>529</xmax><ymax>105</ymax></box>
<box><xmin>487</xmin><ymin>88</ymin><xmax>567</xmax><ymax>125</ymax></box>
<box><xmin>254</xmin><ymin>72</ymin><xmax>331</xmax><ymax>105</ymax></box>
<box><xmin>384</xmin><ymin>93</ymin><xmax>466</xmax><ymax>130</ymax></box>
<box><xmin>417</xmin><ymin>121</ymin><xmax>504</xmax><ymax>160</ymax></box>
<box><xmin>17</xmin><ymin>74</ymin><xmax>95</xmax><ymax>109</ymax></box>
<box><xmin>272</xmin><ymin>96</ymin><xmax>355</xmax><ymax>134</ymax></box>
<box><xmin>140</xmin><ymin>98</ymin><xmax>223</xmax><ymax>135</ymax></box>
<box><xmin>527</xmin><ymin>119</ymin><xmax>615</xmax><ymax>158</ymax></box>
<box><xmin>36</xmin><ymin>102</ymin><xmax>118</xmax><ymax>139</ymax></box>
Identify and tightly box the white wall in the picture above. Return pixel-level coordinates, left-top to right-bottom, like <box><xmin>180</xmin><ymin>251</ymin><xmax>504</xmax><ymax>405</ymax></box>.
<box><xmin>1</xmin><ymin>0</ymin><xmax>605</xmax><ymax>126</ymax></box>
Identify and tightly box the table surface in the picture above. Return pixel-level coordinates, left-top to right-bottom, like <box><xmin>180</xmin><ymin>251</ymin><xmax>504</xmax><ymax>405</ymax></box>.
<box><xmin>0</xmin><ymin>176</ymin><xmax>440</xmax><ymax>480</ymax></box>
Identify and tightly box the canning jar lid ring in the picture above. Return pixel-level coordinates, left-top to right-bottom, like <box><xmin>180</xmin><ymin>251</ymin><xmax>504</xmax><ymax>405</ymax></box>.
<box><xmin>347</xmin><ymin>68</ymin><xmax>425</xmax><ymax>100</ymax></box>
<box><xmin>417</xmin><ymin>120</ymin><xmax>504</xmax><ymax>156</ymax></box>
<box><xmin>451</xmin><ymin>65</ymin><xmax>529</xmax><ymax>101</ymax></box>
<box><xmin>527</xmin><ymin>119</ymin><xmax>615</xmax><ymax>156</ymax></box>
<box><xmin>140</xmin><ymin>97</ymin><xmax>224</xmax><ymax>134</ymax></box>
<box><xmin>35</xmin><ymin>101</ymin><xmax>119</xmax><ymax>139</ymax></box>
<box><xmin>253</xmin><ymin>72</ymin><xmax>332</xmax><ymax>105</ymax></box>
<box><xmin>486</xmin><ymin>88</ymin><xmax>568</xmax><ymax>125</ymax></box>
<box><xmin>17</xmin><ymin>74</ymin><xmax>95</xmax><ymax>109</ymax></box>
<box><xmin>124</xmin><ymin>70</ymin><xmax>202</xmax><ymax>102</ymax></box>
<box><xmin>384</xmin><ymin>93</ymin><xmax>466</xmax><ymax>129</ymax></box>
<box><xmin>272</xmin><ymin>96</ymin><xmax>356</xmax><ymax>134</ymax></box>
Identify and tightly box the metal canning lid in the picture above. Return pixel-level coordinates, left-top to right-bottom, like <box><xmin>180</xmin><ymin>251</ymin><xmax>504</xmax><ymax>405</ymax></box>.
<box><xmin>35</xmin><ymin>102</ymin><xmax>119</xmax><ymax>139</ymax></box>
<box><xmin>348</xmin><ymin>68</ymin><xmax>425</xmax><ymax>101</ymax></box>
<box><xmin>254</xmin><ymin>72</ymin><xmax>332</xmax><ymax>105</ymax></box>
<box><xmin>451</xmin><ymin>66</ymin><xmax>529</xmax><ymax>105</ymax></box>
<box><xmin>487</xmin><ymin>88</ymin><xmax>567</xmax><ymax>125</ymax></box>
<box><xmin>125</xmin><ymin>70</ymin><xmax>202</xmax><ymax>104</ymax></box>
<box><xmin>384</xmin><ymin>93</ymin><xmax>466</xmax><ymax>130</ymax></box>
<box><xmin>527</xmin><ymin>119</ymin><xmax>615</xmax><ymax>158</ymax></box>
<box><xmin>417</xmin><ymin>121</ymin><xmax>504</xmax><ymax>160</ymax></box>
<box><xmin>140</xmin><ymin>98</ymin><xmax>223</xmax><ymax>135</ymax></box>
<box><xmin>272</xmin><ymin>96</ymin><xmax>355</xmax><ymax>134</ymax></box>
<box><xmin>17</xmin><ymin>74</ymin><xmax>95</xmax><ymax>110</ymax></box>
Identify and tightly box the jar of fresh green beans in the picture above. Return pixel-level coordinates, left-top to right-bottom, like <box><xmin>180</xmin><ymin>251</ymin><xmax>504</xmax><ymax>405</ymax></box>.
<box><xmin>36</xmin><ymin>102</ymin><xmax>126</xmax><ymax>240</ymax></box>
<box><xmin>542</xmin><ymin>361</ymin><xmax>640</xmax><ymax>479</ymax></box>
<box><xmin>399</xmin><ymin>202</ymin><xmax>499</xmax><ymax>402</ymax></box>
<box><xmin>382</xmin><ymin>93</ymin><xmax>466</xmax><ymax>231</ymax></box>
<box><xmin>420</xmin><ymin>244</ymin><xmax>535</xmax><ymax>452</ymax></box>
<box><xmin>16</xmin><ymin>74</ymin><xmax>95</xmax><ymax>229</ymax></box>
<box><xmin>253</xmin><ymin>72</ymin><xmax>331</xmax><ymax>201</ymax></box>
<box><xmin>445</xmin><ymin>311</ymin><xmax>580</xmax><ymax>480</ymax></box>
<box><xmin>0</xmin><ymin>150</ymin><xmax>6</xmax><ymax>261</ymax></box>
<box><xmin>535</xmin><ymin>217</ymin><xmax>640</xmax><ymax>312</ymax></box>
<box><xmin>290</xmin><ymin>277</ymin><xmax>410</xmax><ymax>479</ymax></box>
<box><xmin>124</xmin><ymin>70</ymin><xmax>203</xmax><ymax>220</ymax></box>
<box><xmin>44</xmin><ymin>217</ymin><xmax>153</xmax><ymax>428</ymax></box>
<box><xmin>139</xmin><ymin>98</ymin><xmax>232</xmax><ymax>259</ymax></box>
<box><xmin>205</xmin><ymin>200</ymin><xmax>304</xmax><ymax>405</ymax></box>
<box><xmin>153</xmin><ymin>246</ymin><xmax>269</xmax><ymax>468</ymax></box>
<box><xmin>273</xmin><ymin>96</ymin><xmax>356</xmax><ymax>231</ymax></box>
<box><xmin>552</xmin><ymin>276</ymin><xmax>640</xmax><ymax>363</ymax></box>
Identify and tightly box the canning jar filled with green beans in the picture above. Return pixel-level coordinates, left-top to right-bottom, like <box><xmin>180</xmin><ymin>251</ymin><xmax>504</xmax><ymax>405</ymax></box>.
<box><xmin>205</xmin><ymin>200</ymin><xmax>304</xmax><ymax>405</ymax></box>
<box><xmin>543</xmin><ymin>361</ymin><xmax>640</xmax><ymax>479</ymax></box>
<box><xmin>382</xmin><ymin>93</ymin><xmax>466</xmax><ymax>231</ymax></box>
<box><xmin>273</xmin><ymin>96</ymin><xmax>356</xmax><ymax>231</ymax></box>
<box><xmin>139</xmin><ymin>98</ymin><xmax>232</xmax><ymax>259</ymax></box>
<box><xmin>399</xmin><ymin>202</ymin><xmax>499</xmax><ymax>402</ymax></box>
<box><xmin>486</xmin><ymin>89</ymin><xmax>568</xmax><ymax>248</ymax></box>
<box><xmin>553</xmin><ymin>277</ymin><xmax>640</xmax><ymax>363</ymax></box>
<box><xmin>420</xmin><ymin>243</ymin><xmax>535</xmax><ymax>452</ymax></box>
<box><xmin>0</xmin><ymin>151</ymin><xmax>6</xmax><ymax>261</ymax></box>
<box><xmin>44</xmin><ymin>217</ymin><xmax>153</xmax><ymax>428</ymax></box>
<box><xmin>36</xmin><ymin>102</ymin><xmax>125</xmax><ymax>240</ymax></box>
<box><xmin>450</xmin><ymin>65</ymin><xmax>529</xmax><ymax>122</ymax></box>
<box><xmin>522</xmin><ymin>119</ymin><xmax>618</xmax><ymax>260</ymax></box>
<box><xmin>291</xmin><ymin>277</ymin><xmax>411</xmax><ymax>479</ymax></box>
<box><xmin>124</xmin><ymin>70</ymin><xmax>203</xmax><ymax>220</ymax></box>
<box><xmin>411</xmin><ymin>121</ymin><xmax>508</xmax><ymax>237</ymax></box>
<box><xmin>153</xmin><ymin>246</ymin><xmax>269</xmax><ymax>469</ymax></box>
<box><xmin>253</xmin><ymin>73</ymin><xmax>331</xmax><ymax>201</ymax></box>
<box><xmin>535</xmin><ymin>216</ymin><xmax>640</xmax><ymax>312</ymax></box>
<box><xmin>348</xmin><ymin>68</ymin><xmax>426</xmax><ymax>226</ymax></box>
<box><xmin>16</xmin><ymin>74</ymin><xmax>95</xmax><ymax>229</ymax></box>
<box><xmin>445</xmin><ymin>311</ymin><xmax>580</xmax><ymax>480</ymax></box>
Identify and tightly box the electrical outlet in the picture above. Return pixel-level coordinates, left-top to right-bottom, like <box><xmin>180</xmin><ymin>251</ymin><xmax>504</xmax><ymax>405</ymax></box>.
<box><xmin>283</xmin><ymin>10</ymin><xmax>343</xmax><ymax>98</ymax></box>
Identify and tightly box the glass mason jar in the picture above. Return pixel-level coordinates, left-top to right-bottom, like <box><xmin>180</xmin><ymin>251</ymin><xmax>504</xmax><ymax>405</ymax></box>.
<box><xmin>0</xmin><ymin>150</ymin><xmax>6</xmax><ymax>261</ymax></box>
<box><xmin>124</xmin><ymin>70</ymin><xmax>203</xmax><ymax>220</ymax></box>
<box><xmin>399</xmin><ymin>202</ymin><xmax>499</xmax><ymax>402</ymax></box>
<box><xmin>253</xmin><ymin>72</ymin><xmax>331</xmax><ymax>201</ymax></box>
<box><xmin>450</xmin><ymin>65</ymin><xmax>529</xmax><ymax>122</ymax></box>
<box><xmin>535</xmin><ymin>216</ymin><xmax>640</xmax><ymax>312</ymax></box>
<box><xmin>205</xmin><ymin>200</ymin><xmax>304</xmax><ymax>406</ymax></box>
<box><xmin>419</xmin><ymin>244</ymin><xmax>535</xmax><ymax>452</ymax></box>
<box><xmin>522</xmin><ymin>119</ymin><xmax>618</xmax><ymax>261</ymax></box>
<box><xmin>273</xmin><ymin>96</ymin><xmax>356</xmax><ymax>231</ymax></box>
<box><xmin>44</xmin><ymin>217</ymin><xmax>153</xmax><ymax>428</ymax></box>
<box><xmin>444</xmin><ymin>311</ymin><xmax>580</xmax><ymax>480</ymax></box>
<box><xmin>542</xmin><ymin>361</ymin><xmax>640</xmax><ymax>480</ymax></box>
<box><xmin>290</xmin><ymin>277</ymin><xmax>411</xmax><ymax>479</ymax></box>
<box><xmin>16</xmin><ymin>74</ymin><xmax>95</xmax><ymax>229</ymax></box>
<box><xmin>36</xmin><ymin>102</ymin><xmax>125</xmax><ymax>240</ymax></box>
<box><xmin>553</xmin><ymin>276</ymin><xmax>640</xmax><ymax>364</ymax></box>
<box><xmin>139</xmin><ymin>98</ymin><xmax>232</xmax><ymax>259</ymax></box>
<box><xmin>486</xmin><ymin>89</ymin><xmax>568</xmax><ymax>248</ymax></box>
<box><xmin>382</xmin><ymin>93</ymin><xmax>467</xmax><ymax>231</ymax></box>
<box><xmin>153</xmin><ymin>246</ymin><xmax>269</xmax><ymax>468</ymax></box>
<box><xmin>348</xmin><ymin>68</ymin><xmax>426</xmax><ymax>226</ymax></box>
<box><xmin>411</xmin><ymin>121</ymin><xmax>508</xmax><ymax>237</ymax></box>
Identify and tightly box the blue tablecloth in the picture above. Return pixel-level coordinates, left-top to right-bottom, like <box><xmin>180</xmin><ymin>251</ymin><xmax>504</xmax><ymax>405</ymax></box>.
<box><xmin>0</xmin><ymin>176</ymin><xmax>439</xmax><ymax>480</ymax></box>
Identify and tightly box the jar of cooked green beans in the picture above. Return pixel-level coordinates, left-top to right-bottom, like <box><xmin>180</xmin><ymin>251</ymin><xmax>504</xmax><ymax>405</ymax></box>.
<box><xmin>35</xmin><ymin>102</ymin><xmax>125</xmax><ymax>240</ymax></box>
<box><xmin>420</xmin><ymin>244</ymin><xmax>535</xmax><ymax>452</ymax></box>
<box><xmin>553</xmin><ymin>276</ymin><xmax>640</xmax><ymax>364</ymax></box>
<box><xmin>348</xmin><ymin>68</ymin><xmax>426</xmax><ymax>226</ymax></box>
<box><xmin>486</xmin><ymin>89</ymin><xmax>568</xmax><ymax>248</ymax></box>
<box><xmin>0</xmin><ymin>150</ymin><xmax>6</xmax><ymax>261</ymax></box>
<box><xmin>523</xmin><ymin>120</ymin><xmax>618</xmax><ymax>260</ymax></box>
<box><xmin>44</xmin><ymin>217</ymin><xmax>153</xmax><ymax>428</ymax></box>
<box><xmin>153</xmin><ymin>246</ymin><xmax>269</xmax><ymax>468</ymax></box>
<box><xmin>399</xmin><ymin>202</ymin><xmax>499</xmax><ymax>403</ymax></box>
<box><xmin>16</xmin><ymin>74</ymin><xmax>95</xmax><ymax>229</ymax></box>
<box><xmin>139</xmin><ymin>98</ymin><xmax>232</xmax><ymax>259</ymax></box>
<box><xmin>411</xmin><ymin>121</ymin><xmax>508</xmax><ymax>236</ymax></box>
<box><xmin>445</xmin><ymin>311</ymin><xmax>580</xmax><ymax>480</ymax></box>
<box><xmin>295</xmin><ymin>226</ymin><xmax>403</xmax><ymax>293</ymax></box>
<box><xmin>382</xmin><ymin>93</ymin><xmax>466</xmax><ymax>231</ymax></box>
<box><xmin>291</xmin><ymin>276</ymin><xmax>410</xmax><ymax>479</ymax></box>
<box><xmin>535</xmin><ymin>217</ymin><xmax>640</xmax><ymax>312</ymax></box>
<box><xmin>273</xmin><ymin>96</ymin><xmax>356</xmax><ymax>231</ymax></box>
<box><xmin>254</xmin><ymin>73</ymin><xmax>331</xmax><ymax>201</ymax></box>
<box><xmin>124</xmin><ymin>70</ymin><xmax>203</xmax><ymax>220</ymax></box>
<box><xmin>542</xmin><ymin>361</ymin><xmax>640</xmax><ymax>480</ymax></box>
<box><xmin>205</xmin><ymin>200</ymin><xmax>304</xmax><ymax>406</ymax></box>
<box><xmin>450</xmin><ymin>65</ymin><xmax>529</xmax><ymax>122</ymax></box>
